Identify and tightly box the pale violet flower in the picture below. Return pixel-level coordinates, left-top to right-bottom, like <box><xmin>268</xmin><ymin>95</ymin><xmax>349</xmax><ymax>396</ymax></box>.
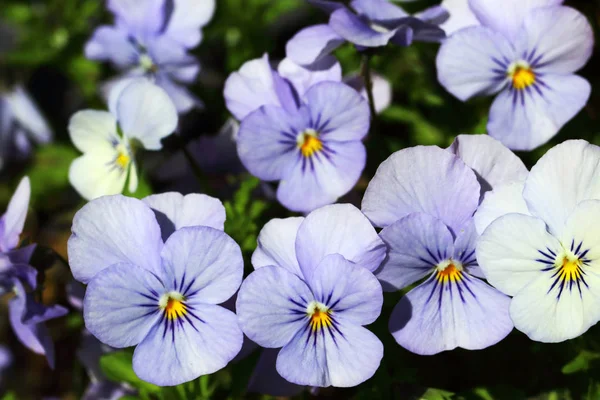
<box><xmin>68</xmin><ymin>79</ymin><xmax>177</xmax><ymax>200</ymax></box>
<box><xmin>477</xmin><ymin>140</ymin><xmax>600</xmax><ymax>342</ymax></box>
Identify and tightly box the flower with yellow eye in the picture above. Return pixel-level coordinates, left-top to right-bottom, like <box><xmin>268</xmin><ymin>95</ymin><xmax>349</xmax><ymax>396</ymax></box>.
<box><xmin>68</xmin><ymin>79</ymin><xmax>177</xmax><ymax>200</ymax></box>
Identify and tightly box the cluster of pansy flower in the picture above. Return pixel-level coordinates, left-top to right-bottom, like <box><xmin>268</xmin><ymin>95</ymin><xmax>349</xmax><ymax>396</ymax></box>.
<box><xmin>85</xmin><ymin>0</ymin><xmax>215</xmax><ymax>113</ymax></box>
<box><xmin>0</xmin><ymin>177</ymin><xmax>67</xmax><ymax>367</ymax></box>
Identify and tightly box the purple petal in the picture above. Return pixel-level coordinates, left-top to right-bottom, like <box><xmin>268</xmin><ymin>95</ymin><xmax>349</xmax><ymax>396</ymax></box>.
<box><xmin>84</xmin><ymin>26</ymin><xmax>138</xmax><ymax>68</ymax></box>
<box><xmin>108</xmin><ymin>0</ymin><xmax>166</xmax><ymax>41</ymax></box>
<box><xmin>248</xmin><ymin>349</ymin><xmax>304</xmax><ymax>396</ymax></box>
<box><xmin>83</xmin><ymin>263</ymin><xmax>164</xmax><ymax>348</ymax></box>
<box><xmin>308</xmin><ymin>254</ymin><xmax>383</xmax><ymax>325</ymax></box>
<box><xmin>440</xmin><ymin>0</ymin><xmax>480</xmax><ymax>35</ymax></box>
<box><xmin>251</xmin><ymin>217</ymin><xmax>304</xmax><ymax>277</ymax></box>
<box><xmin>389</xmin><ymin>273</ymin><xmax>512</xmax><ymax>354</ymax></box>
<box><xmin>488</xmin><ymin>74</ymin><xmax>590</xmax><ymax>151</ymax></box>
<box><xmin>286</xmin><ymin>24</ymin><xmax>345</xmax><ymax>67</ymax></box>
<box><xmin>277</xmin><ymin>57</ymin><xmax>342</xmax><ymax>98</ymax></box>
<box><xmin>159</xmin><ymin>227</ymin><xmax>243</xmax><ymax>305</ymax></box>
<box><xmin>436</xmin><ymin>26</ymin><xmax>515</xmax><ymax>101</ymax></box>
<box><xmin>330</xmin><ymin>8</ymin><xmax>397</xmax><ymax>47</ymax></box>
<box><xmin>415</xmin><ymin>5</ymin><xmax>450</xmax><ymax>25</ymax></box>
<box><xmin>308</xmin><ymin>0</ymin><xmax>346</xmax><ymax>13</ymax></box>
<box><xmin>155</xmin><ymin>73</ymin><xmax>202</xmax><ymax>114</ymax></box>
<box><xmin>0</xmin><ymin>176</ymin><xmax>30</xmax><ymax>252</ymax></box>
<box><xmin>236</xmin><ymin>266</ymin><xmax>313</xmax><ymax>348</ymax></box>
<box><xmin>468</xmin><ymin>0</ymin><xmax>563</xmax><ymax>42</ymax></box>
<box><xmin>5</xmin><ymin>86</ymin><xmax>52</xmax><ymax>144</ymax></box>
<box><xmin>133</xmin><ymin>304</ymin><xmax>242</xmax><ymax>386</ymax></box>
<box><xmin>447</xmin><ymin>134</ymin><xmax>528</xmax><ymax>196</ymax></box>
<box><xmin>163</xmin><ymin>0</ymin><xmax>216</xmax><ymax>48</ymax></box>
<box><xmin>350</xmin><ymin>0</ymin><xmax>408</xmax><ymax>20</ymax></box>
<box><xmin>377</xmin><ymin>213</ymin><xmax>453</xmax><ymax>291</ymax></box>
<box><xmin>143</xmin><ymin>192</ymin><xmax>226</xmax><ymax>241</ymax></box>
<box><xmin>68</xmin><ymin>195</ymin><xmax>163</xmax><ymax>284</ymax></box>
<box><xmin>295</xmin><ymin>204</ymin><xmax>386</xmax><ymax>282</ymax></box>
<box><xmin>362</xmin><ymin>146</ymin><xmax>480</xmax><ymax>234</ymax></box>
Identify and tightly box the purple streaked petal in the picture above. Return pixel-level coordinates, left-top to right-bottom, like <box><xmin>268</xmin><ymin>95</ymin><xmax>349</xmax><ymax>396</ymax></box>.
<box><xmin>523</xmin><ymin>140</ymin><xmax>600</xmax><ymax>237</ymax></box>
<box><xmin>248</xmin><ymin>349</ymin><xmax>304</xmax><ymax>396</ymax></box>
<box><xmin>436</xmin><ymin>26</ymin><xmax>514</xmax><ymax>101</ymax></box>
<box><xmin>295</xmin><ymin>204</ymin><xmax>386</xmax><ymax>281</ymax></box>
<box><xmin>350</xmin><ymin>0</ymin><xmax>408</xmax><ymax>20</ymax></box>
<box><xmin>236</xmin><ymin>266</ymin><xmax>313</xmax><ymax>348</ymax></box>
<box><xmin>237</xmin><ymin>105</ymin><xmax>308</xmax><ymax>181</ymax></box>
<box><xmin>286</xmin><ymin>25</ymin><xmax>345</xmax><ymax>67</ymax></box>
<box><xmin>0</xmin><ymin>176</ymin><xmax>30</xmax><ymax>252</ymax></box>
<box><xmin>476</xmin><ymin>213</ymin><xmax>561</xmax><ymax>296</ymax></box>
<box><xmin>163</xmin><ymin>0</ymin><xmax>216</xmax><ymax>48</ymax></box>
<box><xmin>68</xmin><ymin>195</ymin><xmax>163</xmax><ymax>283</ymax></box>
<box><xmin>488</xmin><ymin>74</ymin><xmax>591</xmax><ymax>151</ymax></box>
<box><xmin>329</xmin><ymin>8</ymin><xmax>397</xmax><ymax>47</ymax></box>
<box><xmin>389</xmin><ymin>273</ymin><xmax>512</xmax><ymax>354</ymax></box>
<box><xmin>362</xmin><ymin>146</ymin><xmax>480</xmax><ymax>234</ymax></box>
<box><xmin>308</xmin><ymin>254</ymin><xmax>383</xmax><ymax>325</ymax></box>
<box><xmin>83</xmin><ymin>263</ymin><xmax>164</xmax><ymax>348</ymax></box>
<box><xmin>469</xmin><ymin>0</ymin><xmax>563</xmax><ymax>41</ymax></box>
<box><xmin>160</xmin><ymin>227</ymin><xmax>243</xmax><ymax>304</ymax></box>
<box><xmin>377</xmin><ymin>213</ymin><xmax>453</xmax><ymax>291</ymax></box>
<box><xmin>132</xmin><ymin>304</ymin><xmax>242</xmax><ymax>386</ymax></box>
<box><xmin>84</xmin><ymin>26</ymin><xmax>138</xmax><ymax>68</ymax></box>
<box><xmin>276</xmin><ymin>315</ymin><xmax>383</xmax><ymax>387</ymax></box>
<box><xmin>277</xmin><ymin>57</ymin><xmax>342</xmax><ymax>99</ymax></box>
<box><xmin>474</xmin><ymin>181</ymin><xmax>530</xmax><ymax>235</ymax></box>
<box><xmin>305</xmin><ymin>81</ymin><xmax>370</xmax><ymax>141</ymax></box>
<box><xmin>143</xmin><ymin>192</ymin><xmax>226</xmax><ymax>241</ymax></box>
<box><xmin>452</xmin><ymin>219</ymin><xmax>480</xmax><ymax>273</ymax></box>
<box><xmin>516</xmin><ymin>6</ymin><xmax>593</xmax><ymax>75</ymax></box>
<box><xmin>251</xmin><ymin>217</ymin><xmax>304</xmax><ymax>277</ymax></box>
<box><xmin>447</xmin><ymin>134</ymin><xmax>528</xmax><ymax>197</ymax></box>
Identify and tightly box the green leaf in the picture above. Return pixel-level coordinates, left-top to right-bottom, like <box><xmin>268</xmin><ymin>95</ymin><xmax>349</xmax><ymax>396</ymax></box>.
<box><xmin>99</xmin><ymin>351</ymin><xmax>161</xmax><ymax>394</ymax></box>
<box><xmin>562</xmin><ymin>351</ymin><xmax>600</xmax><ymax>375</ymax></box>
<box><xmin>420</xmin><ymin>388</ymin><xmax>455</xmax><ymax>400</ymax></box>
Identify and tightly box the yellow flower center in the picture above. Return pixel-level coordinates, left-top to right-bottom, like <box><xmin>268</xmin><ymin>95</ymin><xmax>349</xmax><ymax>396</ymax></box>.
<box><xmin>509</xmin><ymin>65</ymin><xmax>536</xmax><ymax>90</ymax></box>
<box><xmin>160</xmin><ymin>292</ymin><xmax>187</xmax><ymax>320</ymax></box>
<box><xmin>297</xmin><ymin>129</ymin><xmax>323</xmax><ymax>158</ymax></box>
<box><xmin>435</xmin><ymin>260</ymin><xmax>463</xmax><ymax>283</ymax></box>
<box><xmin>557</xmin><ymin>257</ymin><xmax>584</xmax><ymax>283</ymax></box>
<box><xmin>307</xmin><ymin>302</ymin><xmax>332</xmax><ymax>332</ymax></box>
<box><xmin>116</xmin><ymin>152</ymin><xmax>130</xmax><ymax>169</ymax></box>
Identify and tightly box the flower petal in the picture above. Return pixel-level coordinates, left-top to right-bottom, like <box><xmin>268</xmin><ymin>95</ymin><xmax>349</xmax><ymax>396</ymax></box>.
<box><xmin>377</xmin><ymin>213</ymin><xmax>453</xmax><ymax>291</ymax></box>
<box><xmin>286</xmin><ymin>24</ymin><xmax>345</xmax><ymax>67</ymax></box>
<box><xmin>107</xmin><ymin>0</ymin><xmax>165</xmax><ymax>40</ymax></box>
<box><xmin>132</xmin><ymin>304</ymin><xmax>242</xmax><ymax>386</ymax></box>
<box><xmin>163</xmin><ymin>0</ymin><xmax>216</xmax><ymax>48</ymax></box>
<box><xmin>305</xmin><ymin>81</ymin><xmax>370</xmax><ymax>142</ymax></box>
<box><xmin>68</xmin><ymin>195</ymin><xmax>163</xmax><ymax>283</ymax></box>
<box><xmin>440</xmin><ymin>0</ymin><xmax>480</xmax><ymax>35</ymax></box>
<box><xmin>160</xmin><ymin>227</ymin><xmax>243</xmax><ymax>305</ymax></box>
<box><xmin>308</xmin><ymin>254</ymin><xmax>383</xmax><ymax>325</ymax></box>
<box><xmin>523</xmin><ymin>140</ymin><xmax>600</xmax><ymax>237</ymax></box>
<box><xmin>351</xmin><ymin>0</ymin><xmax>408</xmax><ymax>20</ymax></box>
<box><xmin>277</xmin><ymin>57</ymin><xmax>342</xmax><ymax>98</ymax></box>
<box><xmin>155</xmin><ymin>73</ymin><xmax>202</xmax><ymax>114</ymax></box>
<box><xmin>143</xmin><ymin>192</ymin><xmax>226</xmax><ymax>241</ymax></box>
<box><xmin>84</xmin><ymin>26</ymin><xmax>138</xmax><ymax>68</ymax></box>
<box><xmin>560</xmin><ymin>200</ymin><xmax>600</xmax><ymax>268</ymax></box>
<box><xmin>516</xmin><ymin>6</ymin><xmax>592</xmax><ymax>75</ymax></box>
<box><xmin>362</xmin><ymin>146</ymin><xmax>480</xmax><ymax>233</ymax></box>
<box><xmin>0</xmin><ymin>176</ymin><xmax>30</xmax><ymax>252</ymax></box>
<box><xmin>474</xmin><ymin>181</ymin><xmax>531</xmax><ymax>235</ymax></box>
<box><xmin>295</xmin><ymin>204</ymin><xmax>386</xmax><ymax>281</ymax></box>
<box><xmin>83</xmin><ymin>263</ymin><xmax>164</xmax><ymax>348</ymax></box>
<box><xmin>329</xmin><ymin>8</ymin><xmax>397</xmax><ymax>47</ymax></box>
<box><xmin>68</xmin><ymin>110</ymin><xmax>119</xmax><ymax>154</ymax></box>
<box><xmin>5</xmin><ymin>86</ymin><xmax>52</xmax><ymax>144</ymax></box>
<box><xmin>251</xmin><ymin>217</ymin><xmax>304</xmax><ymax>278</ymax></box>
<box><xmin>447</xmin><ymin>134</ymin><xmax>528</xmax><ymax>196</ymax></box>
<box><xmin>116</xmin><ymin>79</ymin><xmax>178</xmax><ymax>150</ymax></box>
<box><xmin>68</xmin><ymin>153</ymin><xmax>128</xmax><ymax>201</ymax></box>
<box><xmin>488</xmin><ymin>75</ymin><xmax>591</xmax><ymax>151</ymax></box>
<box><xmin>476</xmin><ymin>213</ymin><xmax>561</xmax><ymax>296</ymax></box>
<box><xmin>468</xmin><ymin>0</ymin><xmax>563</xmax><ymax>42</ymax></box>
<box><xmin>389</xmin><ymin>273</ymin><xmax>512</xmax><ymax>355</ymax></box>
<box><xmin>436</xmin><ymin>26</ymin><xmax>514</xmax><ymax>101</ymax></box>
<box><xmin>236</xmin><ymin>266</ymin><xmax>314</xmax><ymax>348</ymax></box>
<box><xmin>276</xmin><ymin>316</ymin><xmax>383</xmax><ymax>387</ymax></box>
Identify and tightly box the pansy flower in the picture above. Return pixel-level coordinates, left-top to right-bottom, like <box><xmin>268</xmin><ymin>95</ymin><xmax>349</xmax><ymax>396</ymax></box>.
<box><xmin>437</xmin><ymin>0</ymin><xmax>593</xmax><ymax>150</ymax></box>
<box><xmin>225</xmin><ymin>54</ymin><xmax>371</xmax><ymax>213</ymax></box>
<box><xmin>68</xmin><ymin>193</ymin><xmax>242</xmax><ymax>385</ymax></box>
<box><xmin>68</xmin><ymin>79</ymin><xmax>177</xmax><ymax>200</ymax></box>
<box><xmin>237</xmin><ymin>204</ymin><xmax>386</xmax><ymax>387</ymax></box>
<box><xmin>0</xmin><ymin>86</ymin><xmax>52</xmax><ymax>171</ymax></box>
<box><xmin>0</xmin><ymin>177</ymin><xmax>68</xmax><ymax>367</ymax></box>
<box><xmin>287</xmin><ymin>0</ymin><xmax>447</xmax><ymax>67</ymax></box>
<box><xmin>85</xmin><ymin>0</ymin><xmax>215</xmax><ymax>112</ymax></box>
<box><xmin>362</xmin><ymin>136</ymin><xmax>527</xmax><ymax>354</ymax></box>
<box><xmin>476</xmin><ymin>140</ymin><xmax>600</xmax><ymax>342</ymax></box>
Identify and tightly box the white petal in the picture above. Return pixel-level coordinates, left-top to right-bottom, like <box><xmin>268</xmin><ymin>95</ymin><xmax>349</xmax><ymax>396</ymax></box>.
<box><xmin>68</xmin><ymin>153</ymin><xmax>128</xmax><ymax>201</ymax></box>
<box><xmin>474</xmin><ymin>181</ymin><xmax>531</xmax><ymax>234</ymax></box>
<box><xmin>68</xmin><ymin>110</ymin><xmax>118</xmax><ymax>154</ymax></box>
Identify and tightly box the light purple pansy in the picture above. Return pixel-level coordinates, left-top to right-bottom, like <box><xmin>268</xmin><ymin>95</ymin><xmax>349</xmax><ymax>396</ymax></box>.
<box><xmin>0</xmin><ymin>86</ymin><xmax>52</xmax><ymax>170</ymax></box>
<box><xmin>85</xmin><ymin>0</ymin><xmax>215</xmax><ymax>113</ymax></box>
<box><xmin>476</xmin><ymin>140</ymin><xmax>600</xmax><ymax>342</ymax></box>
<box><xmin>68</xmin><ymin>193</ymin><xmax>242</xmax><ymax>386</ymax></box>
<box><xmin>225</xmin><ymin>55</ymin><xmax>371</xmax><ymax>213</ymax></box>
<box><xmin>437</xmin><ymin>0</ymin><xmax>593</xmax><ymax>150</ymax></box>
<box><xmin>0</xmin><ymin>177</ymin><xmax>68</xmax><ymax>368</ymax></box>
<box><xmin>362</xmin><ymin>136</ymin><xmax>526</xmax><ymax>354</ymax></box>
<box><xmin>237</xmin><ymin>204</ymin><xmax>386</xmax><ymax>387</ymax></box>
<box><xmin>286</xmin><ymin>0</ymin><xmax>447</xmax><ymax>67</ymax></box>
